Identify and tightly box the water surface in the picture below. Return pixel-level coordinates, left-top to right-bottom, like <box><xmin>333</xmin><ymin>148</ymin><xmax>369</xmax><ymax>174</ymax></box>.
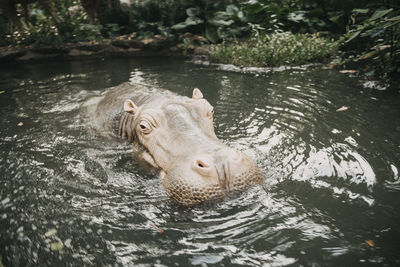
<box><xmin>0</xmin><ymin>58</ymin><xmax>399</xmax><ymax>266</ymax></box>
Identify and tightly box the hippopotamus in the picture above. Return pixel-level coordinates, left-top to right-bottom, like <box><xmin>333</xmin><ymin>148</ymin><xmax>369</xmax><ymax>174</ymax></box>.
<box><xmin>86</xmin><ymin>82</ymin><xmax>264</xmax><ymax>206</ymax></box>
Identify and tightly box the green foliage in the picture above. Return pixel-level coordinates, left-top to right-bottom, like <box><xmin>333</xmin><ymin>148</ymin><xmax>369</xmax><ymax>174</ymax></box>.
<box><xmin>338</xmin><ymin>5</ymin><xmax>400</xmax><ymax>80</ymax></box>
<box><xmin>129</xmin><ymin>0</ymin><xmax>179</xmax><ymax>39</ymax></box>
<box><xmin>0</xmin><ymin>0</ymin><xmax>398</xmax><ymax>83</ymax></box>
<box><xmin>167</xmin><ymin>0</ymin><xmax>369</xmax><ymax>42</ymax></box>
<box><xmin>0</xmin><ymin>0</ymin><xmax>373</xmax><ymax>45</ymax></box>
<box><xmin>171</xmin><ymin>2</ymin><xmax>248</xmax><ymax>43</ymax></box>
<box><xmin>181</xmin><ymin>38</ymin><xmax>195</xmax><ymax>56</ymax></box>
<box><xmin>209</xmin><ymin>32</ymin><xmax>338</xmax><ymax>67</ymax></box>
<box><xmin>234</xmin><ymin>0</ymin><xmax>364</xmax><ymax>34</ymax></box>
<box><xmin>2</xmin><ymin>19</ymin><xmax>62</xmax><ymax>47</ymax></box>
<box><xmin>0</xmin><ymin>0</ymin><xmax>105</xmax><ymax>46</ymax></box>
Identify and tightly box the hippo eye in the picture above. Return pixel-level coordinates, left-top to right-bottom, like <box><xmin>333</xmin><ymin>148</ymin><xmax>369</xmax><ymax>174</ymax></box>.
<box><xmin>138</xmin><ymin>121</ymin><xmax>152</xmax><ymax>134</ymax></box>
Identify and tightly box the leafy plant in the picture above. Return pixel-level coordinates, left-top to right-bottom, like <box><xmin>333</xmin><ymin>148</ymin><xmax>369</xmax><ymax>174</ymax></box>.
<box><xmin>209</xmin><ymin>32</ymin><xmax>338</xmax><ymax>67</ymax></box>
<box><xmin>2</xmin><ymin>18</ymin><xmax>63</xmax><ymax>47</ymax></box>
<box><xmin>171</xmin><ymin>2</ymin><xmax>248</xmax><ymax>43</ymax></box>
<box><xmin>339</xmin><ymin>6</ymin><xmax>400</xmax><ymax>80</ymax></box>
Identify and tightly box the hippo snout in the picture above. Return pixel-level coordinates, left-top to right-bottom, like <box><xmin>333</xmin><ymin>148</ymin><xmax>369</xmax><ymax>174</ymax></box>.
<box><xmin>161</xmin><ymin>148</ymin><xmax>265</xmax><ymax>206</ymax></box>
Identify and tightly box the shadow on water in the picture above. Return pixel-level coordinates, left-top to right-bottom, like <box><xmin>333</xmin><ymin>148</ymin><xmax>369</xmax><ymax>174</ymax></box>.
<box><xmin>0</xmin><ymin>57</ymin><xmax>400</xmax><ymax>266</ymax></box>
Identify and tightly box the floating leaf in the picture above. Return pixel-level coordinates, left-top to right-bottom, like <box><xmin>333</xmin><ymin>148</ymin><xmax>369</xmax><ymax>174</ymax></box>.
<box><xmin>366</xmin><ymin>239</ymin><xmax>375</xmax><ymax>247</ymax></box>
<box><xmin>336</xmin><ymin>106</ymin><xmax>349</xmax><ymax>112</ymax></box>
<box><xmin>339</xmin><ymin>70</ymin><xmax>358</xmax><ymax>74</ymax></box>
<box><xmin>0</xmin><ymin>91</ymin><xmax>5</xmax><ymax>94</ymax></box>
<box><xmin>17</xmin><ymin>122</ymin><xmax>23</xmax><ymax>126</ymax></box>
<box><xmin>44</xmin><ymin>228</ymin><xmax>57</xmax><ymax>238</ymax></box>
<box><xmin>50</xmin><ymin>241</ymin><xmax>64</xmax><ymax>251</ymax></box>
<box><xmin>147</xmin><ymin>220</ymin><xmax>165</xmax><ymax>234</ymax></box>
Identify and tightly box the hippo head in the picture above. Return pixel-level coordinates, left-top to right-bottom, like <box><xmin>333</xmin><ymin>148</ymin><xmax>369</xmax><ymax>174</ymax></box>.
<box><xmin>123</xmin><ymin>88</ymin><xmax>264</xmax><ymax>206</ymax></box>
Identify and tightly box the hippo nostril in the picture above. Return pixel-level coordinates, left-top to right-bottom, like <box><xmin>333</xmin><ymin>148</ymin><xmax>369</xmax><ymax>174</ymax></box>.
<box><xmin>196</xmin><ymin>160</ymin><xmax>208</xmax><ymax>168</ymax></box>
<box><xmin>192</xmin><ymin>157</ymin><xmax>213</xmax><ymax>175</ymax></box>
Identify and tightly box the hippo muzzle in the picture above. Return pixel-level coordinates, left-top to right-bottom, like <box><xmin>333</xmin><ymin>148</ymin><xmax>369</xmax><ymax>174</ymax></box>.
<box><xmin>93</xmin><ymin>82</ymin><xmax>265</xmax><ymax>206</ymax></box>
<box><xmin>162</xmin><ymin>148</ymin><xmax>264</xmax><ymax>206</ymax></box>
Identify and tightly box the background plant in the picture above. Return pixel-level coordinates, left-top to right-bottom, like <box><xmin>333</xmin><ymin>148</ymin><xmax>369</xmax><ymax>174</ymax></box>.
<box><xmin>0</xmin><ymin>0</ymin><xmax>398</xmax><ymax>83</ymax></box>
<box><xmin>337</xmin><ymin>4</ymin><xmax>400</xmax><ymax>80</ymax></box>
<box><xmin>209</xmin><ymin>32</ymin><xmax>338</xmax><ymax>67</ymax></box>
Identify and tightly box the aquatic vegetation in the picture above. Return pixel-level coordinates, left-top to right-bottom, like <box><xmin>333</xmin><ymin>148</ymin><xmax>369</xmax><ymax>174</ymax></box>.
<box><xmin>209</xmin><ymin>32</ymin><xmax>338</xmax><ymax>67</ymax></box>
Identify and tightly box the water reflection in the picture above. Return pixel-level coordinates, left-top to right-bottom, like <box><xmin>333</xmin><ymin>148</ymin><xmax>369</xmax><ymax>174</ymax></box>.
<box><xmin>0</xmin><ymin>58</ymin><xmax>400</xmax><ymax>266</ymax></box>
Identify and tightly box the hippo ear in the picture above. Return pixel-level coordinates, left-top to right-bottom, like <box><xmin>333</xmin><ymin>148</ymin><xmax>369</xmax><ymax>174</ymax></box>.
<box><xmin>192</xmin><ymin>88</ymin><xmax>203</xmax><ymax>99</ymax></box>
<box><xmin>124</xmin><ymin>99</ymin><xmax>137</xmax><ymax>115</ymax></box>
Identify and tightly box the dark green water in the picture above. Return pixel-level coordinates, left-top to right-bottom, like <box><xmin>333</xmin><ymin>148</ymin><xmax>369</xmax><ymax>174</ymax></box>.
<box><xmin>0</xmin><ymin>58</ymin><xmax>399</xmax><ymax>266</ymax></box>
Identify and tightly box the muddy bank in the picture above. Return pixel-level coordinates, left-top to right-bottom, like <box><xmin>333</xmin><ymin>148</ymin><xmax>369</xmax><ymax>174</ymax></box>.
<box><xmin>0</xmin><ymin>33</ymin><xmax>208</xmax><ymax>63</ymax></box>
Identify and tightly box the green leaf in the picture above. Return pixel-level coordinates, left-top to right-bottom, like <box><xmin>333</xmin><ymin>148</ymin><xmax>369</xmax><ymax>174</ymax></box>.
<box><xmin>212</xmin><ymin>11</ymin><xmax>230</xmax><ymax>21</ymax></box>
<box><xmin>186</xmin><ymin>16</ymin><xmax>204</xmax><ymax>25</ymax></box>
<box><xmin>242</xmin><ymin>3</ymin><xmax>266</xmax><ymax>14</ymax></box>
<box><xmin>372</xmin><ymin>45</ymin><xmax>391</xmax><ymax>50</ymax></box>
<box><xmin>384</xmin><ymin>20</ymin><xmax>400</xmax><ymax>29</ymax></box>
<box><xmin>353</xmin><ymin>9</ymin><xmax>369</xmax><ymax>14</ymax></box>
<box><xmin>205</xmin><ymin>27</ymin><xmax>218</xmax><ymax>43</ymax></box>
<box><xmin>345</xmin><ymin>30</ymin><xmax>361</xmax><ymax>43</ymax></box>
<box><xmin>171</xmin><ymin>23</ymin><xmax>188</xmax><ymax>30</ymax></box>
<box><xmin>237</xmin><ymin>11</ymin><xmax>245</xmax><ymax>21</ymax></box>
<box><xmin>358</xmin><ymin>50</ymin><xmax>379</xmax><ymax>60</ymax></box>
<box><xmin>386</xmin><ymin>15</ymin><xmax>400</xmax><ymax>22</ymax></box>
<box><xmin>186</xmin><ymin>7</ymin><xmax>200</xmax><ymax>17</ymax></box>
<box><xmin>370</xmin><ymin>8</ymin><xmax>393</xmax><ymax>21</ymax></box>
<box><xmin>171</xmin><ymin>17</ymin><xmax>203</xmax><ymax>30</ymax></box>
<box><xmin>209</xmin><ymin>19</ymin><xmax>234</xmax><ymax>27</ymax></box>
<box><xmin>226</xmin><ymin>5</ymin><xmax>239</xmax><ymax>15</ymax></box>
<box><xmin>288</xmin><ymin>11</ymin><xmax>307</xmax><ymax>23</ymax></box>
<box><xmin>329</xmin><ymin>14</ymin><xmax>342</xmax><ymax>23</ymax></box>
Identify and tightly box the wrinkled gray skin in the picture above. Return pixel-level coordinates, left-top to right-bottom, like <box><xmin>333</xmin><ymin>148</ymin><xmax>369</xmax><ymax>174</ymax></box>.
<box><xmin>85</xmin><ymin>82</ymin><xmax>264</xmax><ymax>206</ymax></box>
